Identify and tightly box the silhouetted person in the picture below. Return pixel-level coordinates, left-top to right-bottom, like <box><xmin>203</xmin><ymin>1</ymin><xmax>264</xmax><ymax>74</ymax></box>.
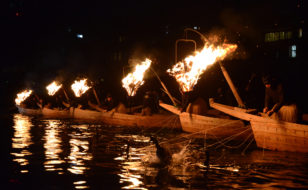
<box><xmin>102</xmin><ymin>93</ymin><xmax>115</xmax><ymax>111</ymax></box>
<box><xmin>142</xmin><ymin>91</ymin><xmax>157</xmax><ymax>115</ymax></box>
<box><xmin>22</xmin><ymin>93</ymin><xmax>41</xmax><ymax>109</ymax></box>
<box><xmin>262</xmin><ymin>75</ymin><xmax>298</xmax><ymax>122</ymax></box>
<box><xmin>180</xmin><ymin>90</ymin><xmax>194</xmax><ymax>112</ymax></box>
<box><xmin>262</xmin><ymin>75</ymin><xmax>284</xmax><ymax>116</ymax></box>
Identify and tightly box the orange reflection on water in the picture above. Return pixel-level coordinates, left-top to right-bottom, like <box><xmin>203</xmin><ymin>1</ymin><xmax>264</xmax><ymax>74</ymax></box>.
<box><xmin>116</xmin><ymin>140</ymin><xmax>147</xmax><ymax>190</ymax></box>
<box><xmin>11</xmin><ymin>114</ymin><xmax>33</xmax><ymax>173</ymax></box>
<box><xmin>43</xmin><ymin>120</ymin><xmax>65</xmax><ymax>173</ymax></box>
<box><xmin>67</xmin><ymin>125</ymin><xmax>92</xmax><ymax>176</ymax></box>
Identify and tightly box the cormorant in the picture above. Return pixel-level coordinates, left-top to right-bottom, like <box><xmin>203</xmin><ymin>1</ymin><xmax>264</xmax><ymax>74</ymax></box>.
<box><xmin>150</xmin><ymin>136</ymin><xmax>172</xmax><ymax>166</ymax></box>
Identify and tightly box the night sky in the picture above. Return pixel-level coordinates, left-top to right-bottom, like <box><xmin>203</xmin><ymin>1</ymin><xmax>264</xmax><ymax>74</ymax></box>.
<box><xmin>1</xmin><ymin>0</ymin><xmax>305</xmax><ymax>110</ymax></box>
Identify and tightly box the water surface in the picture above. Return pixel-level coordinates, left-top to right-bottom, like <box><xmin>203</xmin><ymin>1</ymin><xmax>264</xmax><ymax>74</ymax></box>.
<box><xmin>6</xmin><ymin>113</ymin><xmax>308</xmax><ymax>189</ymax></box>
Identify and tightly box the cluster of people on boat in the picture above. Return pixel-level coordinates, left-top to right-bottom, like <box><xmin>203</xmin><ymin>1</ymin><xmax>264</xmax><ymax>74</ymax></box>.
<box><xmin>19</xmin><ymin>71</ymin><xmax>304</xmax><ymax>123</ymax></box>
<box><xmin>20</xmin><ymin>87</ymin><xmax>161</xmax><ymax>116</ymax></box>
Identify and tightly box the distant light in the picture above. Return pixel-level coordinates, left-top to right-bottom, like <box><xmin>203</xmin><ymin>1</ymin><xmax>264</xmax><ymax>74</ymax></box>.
<box><xmin>193</xmin><ymin>26</ymin><xmax>198</xmax><ymax>30</ymax></box>
<box><xmin>16</xmin><ymin>12</ymin><xmax>19</xmax><ymax>16</ymax></box>
<box><xmin>76</xmin><ymin>34</ymin><xmax>83</xmax><ymax>39</ymax></box>
<box><xmin>299</xmin><ymin>28</ymin><xmax>303</xmax><ymax>38</ymax></box>
<box><xmin>289</xmin><ymin>45</ymin><xmax>296</xmax><ymax>58</ymax></box>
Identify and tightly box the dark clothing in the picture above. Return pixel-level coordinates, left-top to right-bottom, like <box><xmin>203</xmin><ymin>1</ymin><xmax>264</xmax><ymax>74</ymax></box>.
<box><xmin>265</xmin><ymin>83</ymin><xmax>284</xmax><ymax>112</ymax></box>
<box><xmin>181</xmin><ymin>91</ymin><xmax>194</xmax><ymax>112</ymax></box>
<box><xmin>143</xmin><ymin>93</ymin><xmax>158</xmax><ymax>113</ymax></box>
<box><xmin>103</xmin><ymin>98</ymin><xmax>115</xmax><ymax>111</ymax></box>
<box><xmin>23</xmin><ymin>94</ymin><xmax>41</xmax><ymax>109</ymax></box>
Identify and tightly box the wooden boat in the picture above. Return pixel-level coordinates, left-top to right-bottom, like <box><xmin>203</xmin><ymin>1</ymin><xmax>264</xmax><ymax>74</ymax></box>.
<box><xmin>42</xmin><ymin>107</ymin><xmax>71</xmax><ymax>118</ymax></box>
<box><xmin>159</xmin><ymin>102</ymin><xmax>250</xmax><ymax>140</ymax></box>
<box><xmin>16</xmin><ymin>106</ymin><xmax>71</xmax><ymax>118</ymax></box>
<box><xmin>17</xmin><ymin>106</ymin><xmax>42</xmax><ymax>116</ymax></box>
<box><xmin>16</xmin><ymin>106</ymin><xmax>181</xmax><ymax>129</ymax></box>
<box><xmin>209</xmin><ymin>98</ymin><xmax>308</xmax><ymax>153</ymax></box>
<box><xmin>72</xmin><ymin>107</ymin><xmax>181</xmax><ymax>129</ymax></box>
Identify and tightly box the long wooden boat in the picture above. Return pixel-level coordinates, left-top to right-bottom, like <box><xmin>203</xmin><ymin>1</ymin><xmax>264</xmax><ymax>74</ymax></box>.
<box><xmin>42</xmin><ymin>107</ymin><xmax>71</xmax><ymax>118</ymax></box>
<box><xmin>159</xmin><ymin>102</ymin><xmax>250</xmax><ymax>140</ymax></box>
<box><xmin>209</xmin><ymin>98</ymin><xmax>308</xmax><ymax>153</ymax></box>
<box><xmin>17</xmin><ymin>106</ymin><xmax>71</xmax><ymax>118</ymax></box>
<box><xmin>17</xmin><ymin>106</ymin><xmax>42</xmax><ymax>116</ymax></box>
<box><xmin>72</xmin><ymin>107</ymin><xmax>181</xmax><ymax>129</ymax></box>
<box><xmin>16</xmin><ymin>106</ymin><xmax>181</xmax><ymax>129</ymax></box>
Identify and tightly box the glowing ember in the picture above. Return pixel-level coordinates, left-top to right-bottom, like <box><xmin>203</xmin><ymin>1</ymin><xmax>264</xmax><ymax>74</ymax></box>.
<box><xmin>167</xmin><ymin>43</ymin><xmax>237</xmax><ymax>92</ymax></box>
<box><xmin>71</xmin><ymin>79</ymin><xmax>91</xmax><ymax>97</ymax></box>
<box><xmin>46</xmin><ymin>81</ymin><xmax>62</xmax><ymax>96</ymax></box>
<box><xmin>15</xmin><ymin>90</ymin><xmax>32</xmax><ymax>105</ymax></box>
<box><xmin>122</xmin><ymin>58</ymin><xmax>152</xmax><ymax>96</ymax></box>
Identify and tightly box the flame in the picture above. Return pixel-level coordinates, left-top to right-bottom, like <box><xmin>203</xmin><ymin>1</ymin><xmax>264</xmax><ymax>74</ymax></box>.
<box><xmin>71</xmin><ymin>79</ymin><xmax>91</xmax><ymax>97</ymax></box>
<box><xmin>15</xmin><ymin>90</ymin><xmax>32</xmax><ymax>105</ymax></box>
<box><xmin>167</xmin><ymin>43</ymin><xmax>237</xmax><ymax>92</ymax></box>
<box><xmin>46</xmin><ymin>81</ymin><xmax>62</xmax><ymax>96</ymax></box>
<box><xmin>122</xmin><ymin>58</ymin><xmax>152</xmax><ymax>96</ymax></box>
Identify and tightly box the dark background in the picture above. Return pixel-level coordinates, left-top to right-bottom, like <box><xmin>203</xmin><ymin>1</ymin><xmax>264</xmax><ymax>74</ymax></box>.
<box><xmin>1</xmin><ymin>0</ymin><xmax>306</xmax><ymax>113</ymax></box>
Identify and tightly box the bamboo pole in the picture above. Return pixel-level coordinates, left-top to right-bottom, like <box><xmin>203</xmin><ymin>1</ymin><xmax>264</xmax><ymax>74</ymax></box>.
<box><xmin>62</xmin><ymin>88</ymin><xmax>70</xmax><ymax>103</ymax></box>
<box><xmin>219</xmin><ymin>62</ymin><xmax>245</xmax><ymax>108</ymax></box>
<box><xmin>150</xmin><ymin>68</ymin><xmax>178</xmax><ymax>106</ymax></box>
<box><xmin>92</xmin><ymin>88</ymin><xmax>101</xmax><ymax>106</ymax></box>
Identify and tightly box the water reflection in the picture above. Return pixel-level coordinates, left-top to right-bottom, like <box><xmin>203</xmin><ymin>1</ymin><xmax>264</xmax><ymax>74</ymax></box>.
<box><xmin>11</xmin><ymin>114</ymin><xmax>33</xmax><ymax>173</ymax></box>
<box><xmin>118</xmin><ymin>147</ymin><xmax>146</xmax><ymax>190</ymax></box>
<box><xmin>8</xmin><ymin>115</ymin><xmax>308</xmax><ymax>189</ymax></box>
<box><xmin>115</xmin><ymin>135</ymin><xmax>149</xmax><ymax>190</ymax></box>
<box><xmin>43</xmin><ymin>120</ymin><xmax>65</xmax><ymax>174</ymax></box>
<box><xmin>68</xmin><ymin>124</ymin><xmax>93</xmax><ymax>189</ymax></box>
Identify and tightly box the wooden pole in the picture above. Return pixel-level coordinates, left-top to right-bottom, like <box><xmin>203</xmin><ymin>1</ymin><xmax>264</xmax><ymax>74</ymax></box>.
<box><xmin>62</xmin><ymin>88</ymin><xmax>70</xmax><ymax>103</ymax></box>
<box><xmin>150</xmin><ymin>68</ymin><xmax>178</xmax><ymax>106</ymax></box>
<box><xmin>92</xmin><ymin>88</ymin><xmax>101</xmax><ymax>106</ymax></box>
<box><xmin>219</xmin><ymin>62</ymin><xmax>245</xmax><ymax>108</ymax></box>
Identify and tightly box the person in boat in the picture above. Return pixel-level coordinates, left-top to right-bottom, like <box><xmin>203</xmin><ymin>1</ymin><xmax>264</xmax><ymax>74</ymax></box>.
<box><xmin>262</xmin><ymin>75</ymin><xmax>298</xmax><ymax>122</ymax></box>
<box><xmin>180</xmin><ymin>88</ymin><xmax>208</xmax><ymax>115</ymax></box>
<box><xmin>180</xmin><ymin>90</ymin><xmax>194</xmax><ymax>113</ymax></box>
<box><xmin>102</xmin><ymin>93</ymin><xmax>115</xmax><ymax>111</ymax></box>
<box><xmin>21</xmin><ymin>92</ymin><xmax>42</xmax><ymax>109</ymax></box>
<box><xmin>141</xmin><ymin>91</ymin><xmax>158</xmax><ymax>116</ymax></box>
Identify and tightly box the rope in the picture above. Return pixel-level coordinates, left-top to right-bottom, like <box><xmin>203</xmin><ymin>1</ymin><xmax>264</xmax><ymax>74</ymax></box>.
<box><xmin>208</xmin><ymin>128</ymin><xmax>254</xmax><ymax>149</ymax></box>
<box><xmin>241</xmin><ymin>136</ymin><xmax>255</xmax><ymax>155</ymax></box>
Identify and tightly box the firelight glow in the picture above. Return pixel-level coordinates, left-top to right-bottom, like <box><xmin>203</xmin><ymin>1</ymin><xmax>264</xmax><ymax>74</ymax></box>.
<box><xmin>71</xmin><ymin>79</ymin><xmax>91</xmax><ymax>97</ymax></box>
<box><xmin>122</xmin><ymin>58</ymin><xmax>152</xmax><ymax>96</ymax></box>
<box><xmin>167</xmin><ymin>43</ymin><xmax>237</xmax><ymax>92</ymax></box>
<box><xmin>46</xmin><ymin>81</ymin><xmax>62</xmax><ymax>96</ymax></box>
<box><xmin>15</xmin><ymin>90</ymin><xmax>33</xmax><ymax>105</ymax></box>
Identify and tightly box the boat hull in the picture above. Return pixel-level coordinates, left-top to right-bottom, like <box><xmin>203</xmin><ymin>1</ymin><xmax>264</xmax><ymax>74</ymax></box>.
<box><xmin>159</xmin><ymin>103</ymin><xmax>249</xmax><ymax>140</ymax></box>
<box><xmin>16</xmin><ymin>106</ymin><xmax>181</xmax><ymax>129</ymax></box>
<box><xmin>180</xmin><ymin>112</ymin><xmax>248</xmax><ymax>139</ymax></box>
<box><xmin>73</xmin><ymin>108</ymin><xmax>181</xmax><ymax>128</ymax></box>
<box><xmin>209</xmin><ymin>99</ymin><xmax>308</xmax><ymax>153</ymax></box>
<box><xmin>251</xmin><ymin>119</ymin><xmax>308</xmax><ymax>153</ymax></box>
<box><xmin>17</xmin><ymin>106</ymin><xmax>42</xmax><ymax>115</ymax></box>
<box><xmin>42</xmin><ymin>108</ymin><xmax>71</xmax><ymax>118</ymax></box>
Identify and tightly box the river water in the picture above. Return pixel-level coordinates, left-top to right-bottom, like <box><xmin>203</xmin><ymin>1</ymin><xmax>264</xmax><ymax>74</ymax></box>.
<box><xmin>5</xmin><ymin>113</ymin><xmax>308</xmax><ymax>189</ymax></box>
